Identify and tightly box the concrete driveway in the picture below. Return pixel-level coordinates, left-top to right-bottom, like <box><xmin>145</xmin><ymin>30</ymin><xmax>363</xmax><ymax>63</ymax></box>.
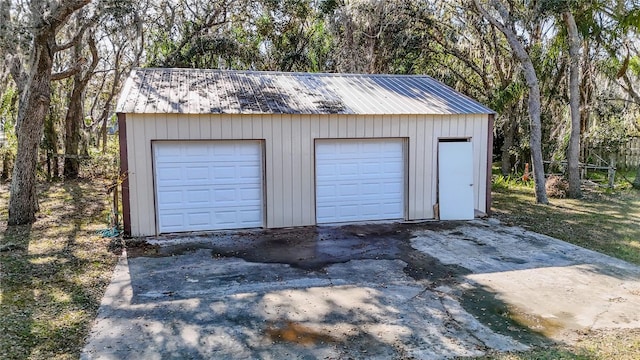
<box><xmin>81</xmin><ymin>220</ymin><xmax>640</xmax><ymax>359</ymax></box>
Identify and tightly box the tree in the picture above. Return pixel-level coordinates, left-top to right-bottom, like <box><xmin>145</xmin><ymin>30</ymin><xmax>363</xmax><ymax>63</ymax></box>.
<box><xmin>6</xmin><ymin>0</ymin><xmax>92</xmax><ymax>225</ymax></box>
<box><xmin>473</xmin><ymin>0</ymin><xmax>549</xmax><ymax>204</ymax></box>
<box><xmin>564</xmin><ymin>10</ymin><xmax>583</xmax><ymax>198</ymax></box>
<box><xmin>64</xmin><ymin>20</ymin><xmax>99</xmax><ymax>179</ymax></box>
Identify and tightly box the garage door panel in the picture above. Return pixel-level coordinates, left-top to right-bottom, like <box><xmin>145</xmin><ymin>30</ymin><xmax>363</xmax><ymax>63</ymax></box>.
<box><xmin>154</xmin><ymin>141</ymin><xmax>263</xmax><ymax>233</ymax></box>
<box><xmin>316</xmin><ymin>139</ymin><xmax>404</xmax><ymax>224</ymax></box>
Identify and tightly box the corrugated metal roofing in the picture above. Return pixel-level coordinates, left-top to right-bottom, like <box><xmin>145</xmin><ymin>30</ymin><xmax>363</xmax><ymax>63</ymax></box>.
<box><xmin>116</xmin><ymin>68</ymin><xmax>494</xmax><ymax>115</ymax></box>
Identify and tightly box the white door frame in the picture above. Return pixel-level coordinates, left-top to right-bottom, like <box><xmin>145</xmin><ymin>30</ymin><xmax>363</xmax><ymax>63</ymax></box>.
<box><xmin>151</xmin><ymin>139</ymin><xmax>265</xmax><ymax>234</ymax></box>
<box><xmin>437</xmin><ymin>138</ymin><xmax>475</xmax><ymax>220</ymax></box>
<box><xmin>314</xmin><ymin>138</ymin><xmax>408</xmax><ymax>224</ymax></box>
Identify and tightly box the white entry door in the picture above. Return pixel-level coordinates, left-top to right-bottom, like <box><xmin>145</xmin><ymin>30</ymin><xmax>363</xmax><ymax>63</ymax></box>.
<box><xmin>315</xmin><ymin>139</ymin><xmax>404</xmax><ymax>223</ymax></box>
<box><xmin>438</xmin><ymin>141</ymin><xmax>475</xmax><ymax>220</ymax></box>
<box><xmin>153</xmin><ymin>141</ymin><xmax>263</xmax><ymax>233</ymax></box>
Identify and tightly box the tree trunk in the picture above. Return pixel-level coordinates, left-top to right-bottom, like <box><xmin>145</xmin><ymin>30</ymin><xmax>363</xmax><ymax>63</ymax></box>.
<box><xmin>500</xmin><ymin>115</ymin><xmax>515</xmax><ymax>175</ymax></box>
<box><xmin>64</xmin><ymin>29</ymin><xmax>98</xmax><ymax>179</ymax></box>
<box><xmin>7</xmin><ymin>0</ymin><xmax>91</xmax><ymax>225</ymax></box>
<box><xmin>608</xmin><ymin>152</ymin><xmax>617</xmax><ymax>188</ymax></box>
<box><xmin>473</xmin><ymin>0</ymin><xmax>548</xmax><ymax>204</ymax></box>
<box><xmin>634</xmin><ymin>164</ymin><xmax>640</xmax><ymax>189</ymax></box>
<box><xmin>101</xmin><ymin>117</ymin><xmax>108</xmax><ymax>153</ymax></box>
<box><xmin>564</xmin><ymin>11</ymin><xmax>582</xmax><ymax>198</ymax></box>
<box><xmin>1</xmin><ymin>151</ymin><xmax>11</xmax><ymax>181</ymax></box>
<box><xmin>9</xmin><ymin>40</ymin><xmax>52</xmax><ymax>225</ymax></box>
<box><xmin>63</xmin><ymin>77</ymin><xmax>83</xmax><ymax>179</ymax></box>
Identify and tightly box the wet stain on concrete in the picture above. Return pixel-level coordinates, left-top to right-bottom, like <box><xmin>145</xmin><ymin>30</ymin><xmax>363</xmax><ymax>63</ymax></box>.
<box><xmin>265</xmin><ymin>321</ymin><xmax>339</xmax><ymax>346</ymax></box>
<box><xmin>459</xmin><ymin>286</ymin><xmax>555</xmax><ymax>346</ymax></box>
<box><xmin>150</xmin><ymin>223</ymin><xmax>472</xmax><ymax>286</ymax></box>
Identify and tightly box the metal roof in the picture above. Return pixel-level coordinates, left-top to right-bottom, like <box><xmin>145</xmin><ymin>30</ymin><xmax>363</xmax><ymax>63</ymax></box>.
<box><xmin>116</xmin><ymin>68</ymin><xmax>494</xmax><ymax>115</ymax></box>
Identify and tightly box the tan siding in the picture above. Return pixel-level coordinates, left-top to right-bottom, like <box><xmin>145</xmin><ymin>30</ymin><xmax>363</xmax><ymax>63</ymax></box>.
<box><xmin>197</xmin><ymin>117</ymin><xmax>211</xmax><ymax>139</ymax></box>
<box><xmin>282</xmin><ymin>116</ymin><xmax>294</xmax><ymax>225</ymax></box>
<box><xmin>415</xmin><ymin>114</ymin><xmax>426</xmax><ymax>217</ymax></box>
<box><xmin>125</xmin><ymin>116</ymin><xmax>138</xmax><ymax>235</ymax></box>
<box><xmin>424</xmin><ymin>116</ymin><xmax>435</xmax><ymax>218</ymax></box>
<box><xmin>407</xmin><ymin>115</ymin><xmax>417</xmax><ymax>217</ymax></box>
<box><xmin>477</xmin><ymin>115</ymin><xmax>489</xmax><ymax>212</ymax></box>
<box><xmin>300</xmin><ymin>116</ymin><xmax>313</xmax><ymax>223</ymax></box>
<box><xmin>125</xmin><ymin>113</ymin><xmax>489</xmax><ymax>236</ymax></box>
<box><xmin>144</xmin><ymin>117</ymin><xmax>159</xmax><ymax>233</ymax></box>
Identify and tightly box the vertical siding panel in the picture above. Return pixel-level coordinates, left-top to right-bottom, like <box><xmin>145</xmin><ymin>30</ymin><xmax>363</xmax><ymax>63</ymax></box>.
<box><xmin>262</xmin><ymin>115</ymin><xmax>275</xmax><ymax>227</ymax></box>
<box><xmin>132</xmin><ymin>118</ymin><xmax>148</xmax><ymax>235</ymax></box>
<box><xmin>453</xmin><ymin>116</ymin><xmax>462</xmax><ymax>137</ymax></box>
<box><xmin>380</xmin><ymin>116</ymin><xmax>388</xmax><ymax>137</ymax></box>
<box><xmin>155</xmin><ymin>115</ymin><xmax>168</xmax><ymax>140</ymax></box>
<box><xmin>272</xmin><ymin>115</ymin><xmax>285</xmax><ymax>227</ymax></box>
<box><xmin>432</xmin><ymin>117</ymin><xmax>442</xmax><ymax>212</ymax></box>
<box><xmin>352</xmin><ymin>115</ymin><xmax>362</xmax><ymax>138</ymax></box>
<box><xmin>221</xmin><ymin>116</ymin><xmax>233</xmax><ymax>138</ymax></box>
<box><xmin>477</xmin><ymin>116</ymin><xmax>488</xmax><ymax>212</ymax></box>
<box><xmin>290</xmin><ymin>116</ymin><xmax>302</xmax><ymax>225</ymax></box>
<box><xmin>424</xmin><ymin>116</ymin><xmax>435</xmax><ymax>218</ymax></box>
<box><xmin>241</xmin><ymin>115</ymin><xmax>252</xmax><ymax>139</ymax></box>
<box><xmin>411</xmin><ymin>115</ymin><xmax>422</xmax><ymax>218</ymax></box>
<box><xmin>309</xmin><ymin>115</ymin><xmax>321</xmax><ymax>223</ymax></box>
<box><xmin>300</xmin><ymin>115</ymin><xmax>313</xmax><ymax>225</ymax></box>
<box><xmin>252</xmin><ymin>115</ymin><xmax>263</xmax><ymax>139</ymax></box>
<box><xmin>394</xmin><ymin>114</ymin><xmax>402</xmax><ymax>137</ymax></box>
<box><xmin>363</xmin><ymin>116</ymin><xmax>373</xmax><ymax>137</ymax></box>
<box><xmin>415</xmin><ymin>115</ymin><xmax>426</xmax><ymax>218</ymax></box>
<box><xmin>200</xmin><ymin>115</ymin><xmax>211</xmax><ymax>139</ymax></box>
<box><xmin>177</xmin><ymin>114</ymin><xmax>189</xmax><ymax>140</ymax></box>
<box><xmin>126</xmin><ymin>116</ymin><xmax>139</xmax><ymax>235</ymax></box>
<box><xmin>328</xmin><ymin>115</ymin><xmax>339</xmax><ymax>138</ymax></box>
<box><xmin>338</xmin><ymin>115</ymin><xmax>347</xmax><ymax>137</ymax></box>
<box><xmin>399</xmin><ymin>114</ymin><xmax>409</xmax><ymax>137</ymax></box>
<box><xmin>167</xmin><ymin>113</ymin><xmax>179</xmax><ymax>139</ymax></box>
<box><xmin>189</xmin><ymin>117</ymin><xmax>200</xmax><ymax>139</ymax></box>
<box><xmin>402</xmin><ymin>114</ymin><xmax>416</xmax><ymax>218</ymax></box>
<box><xmin>373</xmin><ymin>116</ymin><xmax>383</xmax><ymax>137</ymax></box>
<box><xmin>232</xmin><ymin>115</ymin><xmax>243</xmax><ymax>139</ymax></box>
<box><xmin>213</xmin><ymin>115</ymin><xmax>223</xmax><ymax>139</ymax></box>
<box><xmin>316</xmin><ymin>115</ymin><xmax>331</xmax><ymax>139</ymax></box>
<box><xmin>144</xmin><ymin>116</ymin><xmax>158</xmax><ymax>235</ymax></box>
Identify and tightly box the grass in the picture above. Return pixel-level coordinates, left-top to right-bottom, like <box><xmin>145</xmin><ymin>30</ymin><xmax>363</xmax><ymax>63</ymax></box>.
<box><xmin>481</xmin><ymin>169</ymin><xmax>640</xmax><ymax>359</ymax></box>
<box><xmin>492</xmin><ymin>171</ymin><xmax>640</xmax><ymax>266</ymax></box>
<box><xmin>0</xmin><ymin>179</ymin><xmax>119</xmax><ymax>360</ymax></box>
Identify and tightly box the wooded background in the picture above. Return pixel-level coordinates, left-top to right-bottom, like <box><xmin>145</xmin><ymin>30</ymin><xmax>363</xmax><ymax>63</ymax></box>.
<box><xmin>1</xmin><ymin>0</ymin><xmax>639</xmax><ymax>225</ymax></box>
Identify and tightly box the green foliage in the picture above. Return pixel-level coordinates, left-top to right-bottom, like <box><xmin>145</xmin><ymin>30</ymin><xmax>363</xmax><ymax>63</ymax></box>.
<box><xmin>585</xmin><ymin>104</ymin><xmax>634</xmax><ymax>152</ymax></box>
<box><xmin>492</xmin><ymin>174</ymin><xmax>534</xmax><ymax>191</ymax></box>
<box><xmin>490</xmin><ymin>82</ymin><xmax>526</xmax><ymax>114</ymax></box>
<box><xmin>0</xmin><ymin>86</ymin><xmax>18</xmax><ymax>174</ymax></box>
<box><xmin>82</xmin><ymin>137</ymin><xmax>120</xmax><ymax>180</ymax></box>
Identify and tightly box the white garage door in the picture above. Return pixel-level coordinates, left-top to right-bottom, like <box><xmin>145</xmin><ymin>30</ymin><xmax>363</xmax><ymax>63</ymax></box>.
<box><xmin>153</xmin><ymin>141</ymin><xmax>263</xmax><ymax>233</ymax></box>
<box><xmin>316</xmin><ymin>139</ymin><xmax>405</xmax><ymax>223</ymax></box>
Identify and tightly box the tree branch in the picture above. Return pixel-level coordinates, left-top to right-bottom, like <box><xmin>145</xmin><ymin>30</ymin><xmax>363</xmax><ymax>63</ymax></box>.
<box><xmin>37</xmin><ymin>0</ymin><xmax>92</xmax><ymax>34</ymax></box>
<box><xmin>6</xmin><ymin>54</ymin><xmax>27</xmax><ymax>93</ymax></box>
<box><xmin>51</xmin><ymin>58</ymin><xmax>86</xmax><ymax>80</ymax></box>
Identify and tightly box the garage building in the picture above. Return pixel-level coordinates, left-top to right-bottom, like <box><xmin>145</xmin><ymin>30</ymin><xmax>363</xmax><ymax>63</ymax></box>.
<box><xmin>116</xmin><ymin>68</ymin><xmax>494</xmax><ymax>237</ymax></box>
